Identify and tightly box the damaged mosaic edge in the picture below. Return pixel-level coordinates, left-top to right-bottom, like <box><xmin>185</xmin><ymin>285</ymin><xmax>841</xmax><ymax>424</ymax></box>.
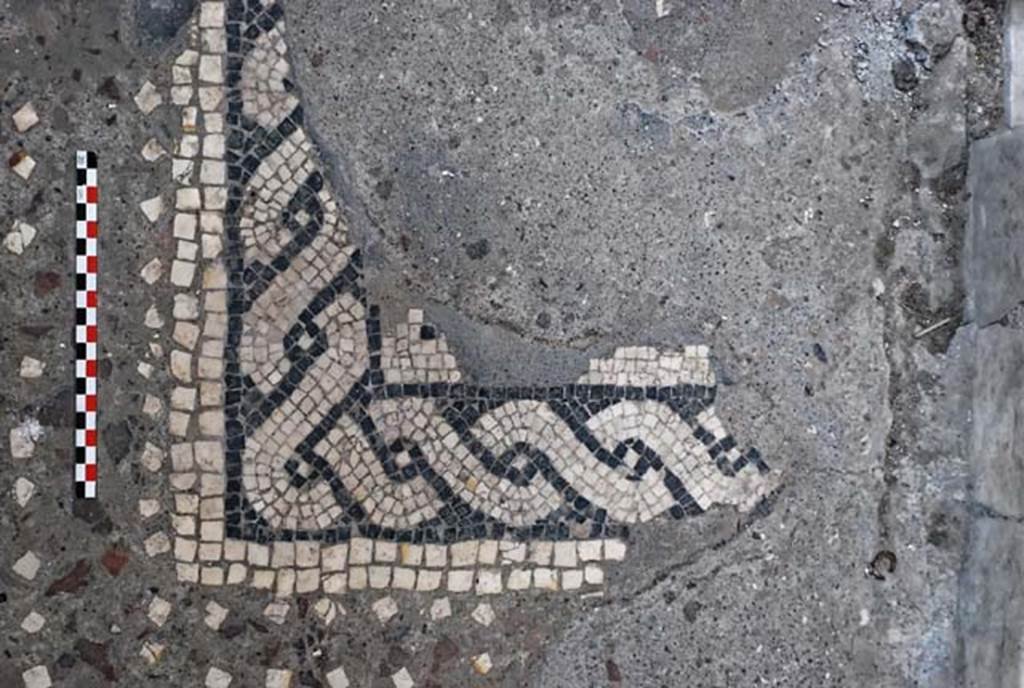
<box><xmin>140</xmin><ymin>0</ymin><xmax>776</xmax><ymax>597</ymax></box>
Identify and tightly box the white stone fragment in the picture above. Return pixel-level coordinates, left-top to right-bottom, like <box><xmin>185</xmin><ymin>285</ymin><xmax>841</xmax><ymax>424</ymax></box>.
<box><xmin>137</xmin><ymin>361</ymin><xmax>154</xmax><ymax>379</ymax></box>
<box><xmin>263</xmin><ymin>600</ymin><xmax>289</xmax><ymax>625</ymax></box>
<box><xmin>471</xmin><ymin>653</ymin><xmax>493</xmax><ymax>675</ymax></box>
<box><xmin>172</xmin><ymin>158</ymin><xmax>194</xmax><ymax>183</ymax></box>
<box><xmin>12</xmin><ymin>102</ymin><xmax>40</xmax><ymax>132</ymax></box>
<box><xmin>178</xmin><ymin>134</ymin><xmax>200</xmax><ymax>158</ymax></box>
<box><xmin>11</xmin><ymin>152</ymin><xmax>36</xmax><ymax>180</ymax></box>
<box><xmin>471</xmin><ymin>602</ymin><xmax>495</xmax><ymax>627</ymax></box>
<box><xmin>499</xmin><ymin>541</ymin><xmax>527</xmax><ymax>563</ymax></box>
<box><xmin>15</xmin><ymin>219</ymin><xmax>35</xmax><ymax>245</ymax></box>
<box><xmin>175</xmin><ymin>48</ymin><xmax>199</xmax><ymax>66</ymax></box>
<box><xmin>450</xmin><ymin>541</ymin><xmax>477</xmax><ymax>567</ymax></box>
<box><xmin>429</xmin><ymin>597</ymin><xmax>451</xmax><ymax>621</ymax></box>
<box><xmin>349</xmin><ymin>538</ymin><xmax>372</xmax><ymax>564</ymax></box>
<box><xmin>506</xmin><ymin>569</ymin><xmax>531</xmax><ymax>590</ymax></box>
<box><xmin>475</xmin><ymin>569</ymin><xmax>503</xmax><ymax>594</ymax></box>
<box><xmin>181</xmin><ymin>106</ymin><xmax>199</xmax><ymax>130</ymax></box>
<box><xmin>139</xmin><ymin>641</ymin><xmax>165</xmax><ymax>665</ymax></box>
<box><xmin>141</xmin><ymin>138</ymin><xmax>167</xmax><ymax>161</ymax></box>
<box><xmin>144</xmin><ymin>305</ymin><xmax>164</xmax><ymax>329</ymax></box>
<box><xmin>171</xmin><ymin>85</ymin><xmax>193</xmax><ymax>106</ymax></box>
<box><xmin>14</xmin><ymin>477</ymin><xmax>36</xmax><ymax>507</ymax></box>
<box><xmin>553</xmin><ymin>541</ymin><xmax>577</xmax><ymax>568</ymax></box>
<box><xmin>198</xmin><ymin>86</ymin><xmax>222</xmax><ymax>111</ymax></box>
<box><xmin>140</xmin><ymin>196</ymin><xmax>164</xmax><ymax>223</ymax></box>
<box><xmin>416</xmin><ymin>570</ymin><xmax>442</xmax><ymax>592</ymax></box>
<box><xmin>314</xmin><ymin>597</ymin><xmax>338</xmax><ymax>625</ymax></box>
<box><xmin>265</xmin><ymin>669</ymin><xmax>293</xmax><ymax>688</ymax></box>
<box><xmin>172</xmin><ymin>65</ymin><xmax>190</xmax><ymax>85</ymax></box>
<box><xmin>205</xmin><ymin>667</ymin><xmax>233</xmax><ymax>688</ymax></box>
<box><xmin>199</xmin><ymin>55</ymin><xmax>223</xmax><ymax>83</ymax></box>
<box><xmin>392</xmin><ymin>567</ymin><xmax>415</xmax><ymax>590</ymax></box>
<box><xmin>19</xmin><ymin>356</ymin><xmax>44</xmax><ymax>379</ymax></box>
<box><xmin>584</xmin><ymin>564</ymin><xmax>605</xmax><ymax>585</ymax></box>
<box><xmin>604</xmin><ymin>540</ymin><xmax>627</xmax><ymax>561</ymax></box>
<box><xmin>203</xmin><ymin>134</ymin><xmax>225</xmax><ymax>158</ymax></box>
<box><xmin>140</xmin><ymin>258</ymin><xmax>163</xmax><ymax>285</ymax></box>
<box><xmin>205</xmin><ymin>600</ymin><xmax>229</xmax><ymax>630</ymax></box>
<box><xmin>325</xmin><ymin>666</ymin><xmax>350</xmax><ymax>688</ymax></box>
<box><xmin>203</xmin><ymin>27</ymin><xmax>226</xmax><ymax>53</ymax></box>
<box><xmin>372</xmin><ymin>596</ymin><xmax>399</xmax><ymax>624</ymax></box>
<box><xmin>147</xmin><ymin>595</ymin><xmax>172</xmax><ymax>627</ymax></box>
<box><xmin>391</xmin><ymin>668</ymin><xmax>414</xmax><ymax>688</ymax></box>
<box><xmin>170</xmin><ymin>351</ymin><xmax>192</xmax><ymax>381</ymax></box>
<box><xmin>140</xmin><ymin>442</ymin><xmax>164</xmax><ymax>472</ymax></box>
<box><xmin>200</xmin><ymin>160</ymin><xmax>226</xmax><ymax>185</ymax></box>
<box><xmin>134</xmin><ymin>80</ymin><xmax>163</xmax><ymax>114</ymax></box>
<box><xmin>21</xmin><ymin>665</ymin><xmax>51</xmax><ymax>688</ymax></box>
<box><xmin>321</xmin><ymin>543</ymin><xmax>347</xmax><ymax>571</ymax></box>
<box><xmin>177</xmin><ymin>187</ymin><xmax>201</xmax><ymax>209</ymax></box>
<box><xmin>144</xmin><ymin>532</ymin><xmax>171</xmax><ymax>557</ymax></box>
<box><xmin>21</xmin><ymin>610</ymin><xmax>46</xmax><ymax>633</ymax></box>
<box><xmin>3</xmin><ymin>229</ymin><xmax>24</xmax><ymax>254</ymax></box>
<box><xmin>528</xmin><ymin>541</ymin><xmax>552</xmax><ymax>566</ymax></box>
<box><xmin>577</xmin><ymin>540</ymin><xmax>603</xmax><ymax>562</ymax></box>
<box><xmin>170</xmin><ymin>259</ymin><xmax>196</xmax><ymax>287</ymax></box>
<box><xmin>562</xmin><ymin>569</ymin><xmax>584</xmax><ymax>590</ymax></box>
<box><xmin>173</xmin><ymin>213</ymin><xmax>197</xmax><ymax>239</ymax></box>
<box><xmin>206</xmin><ymin>113</ymin><xmax>224</xmax><ymax>133</ymax></box>
<box><xmin>5</xmin><ymin>220</ymin><xmax>37</xmax><ymax>254</ymax></box>
<box><xmin>10</xmin><ymin>419</ymin><xmax>43</xmax><ymax>459</ymax></box>
<box><xmin>446</xmin><ymin>569</ymin><xmax>473</xmax><ymax>592</ymax></box>
<box><xmin>138</xmin><ymin>498</ymin><xmax>160</xmax><ymax>519</ymax></box>
<box><xmin>200</xmin><ymin>1</ymin><xmax>225</xmax><ymax>27</ymax></box>
<box><xmin>142</xmin><ymin>394</ymin><xmax>163</xmax><ymax>419</ymax></box>
<box><xmin>533</xmin><ymin>568</ymin><xmax>558</xmax><ymax>591</ymax></box>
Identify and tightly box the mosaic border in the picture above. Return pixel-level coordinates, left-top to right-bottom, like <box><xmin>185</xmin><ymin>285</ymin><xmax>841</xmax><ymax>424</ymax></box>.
<box><xmin>147</xmin><ymin>0</ymin><xmax>775</xmax><ymax>594</ymax></box>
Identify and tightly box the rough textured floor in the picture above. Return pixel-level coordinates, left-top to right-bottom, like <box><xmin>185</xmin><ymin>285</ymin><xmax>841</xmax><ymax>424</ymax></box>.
<box><xmin>0</xmin><ymin>0</ymin><xmax>1019</xmax><ymax>687</ymax></box>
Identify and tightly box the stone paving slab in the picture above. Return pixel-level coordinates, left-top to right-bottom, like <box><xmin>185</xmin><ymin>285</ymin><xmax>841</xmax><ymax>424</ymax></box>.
<box><xmin>965</xmin><ymin>128</ymin><xmax>1024</xmax><ymax>327</ymax></box>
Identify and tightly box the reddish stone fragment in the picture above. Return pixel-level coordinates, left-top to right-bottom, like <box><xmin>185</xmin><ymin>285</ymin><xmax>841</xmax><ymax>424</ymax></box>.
<box><xmin>100</xmin><ymin>547</ymin><xmax>129</xmax><ymax>576</ymax></box>
<box><xmin>34</xmin><ymin>271</ymin><xmax>61</xmax><ymax>296</ymax></box>
<box><xmin>45</xmin><ymin>559</ymin><xmax>91</xmax><ymax>596</ymax></box>
<box><xmin>606</xmin><ymin>659</ymin><xmax>623</xmax><ymax>684</ymax></box>
<box><xmin>75</xmin><ymin>639</ymin><xmax>117</xmax><ymax>681</ymax></box>
<box><xmin>19</xmin><ymin>324</ymin><xmax>53</xmax><ymax>338</ymax></box>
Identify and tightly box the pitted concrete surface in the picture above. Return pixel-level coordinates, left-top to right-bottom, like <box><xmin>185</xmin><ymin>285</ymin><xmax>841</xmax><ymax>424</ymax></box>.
<box><xmin>0</xmin><ymin>0</ymin><xmax>1019</xmax><ymax>687</ymax></box>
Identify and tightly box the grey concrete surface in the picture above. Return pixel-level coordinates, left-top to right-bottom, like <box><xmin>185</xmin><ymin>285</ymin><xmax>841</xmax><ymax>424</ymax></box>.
<box><xmin>290</xmin><ymin>4</ymin><xmax>972</xmax><ymax>682</ymax></box>
<box><xmin>0</xmin><ymin>0</ymin><xmax>1018</xmax><ymax>686</ymax></box>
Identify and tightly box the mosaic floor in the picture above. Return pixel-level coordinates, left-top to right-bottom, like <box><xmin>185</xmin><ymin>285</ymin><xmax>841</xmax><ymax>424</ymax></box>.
<box><xmin>8</xmin><ymin>0</ymin><xmax>1003</xmax><ymax>684</ymax></box>
<box><xmin>148</xmin><ymin>0</ymin><xmax>774</xmax><ymax>598</ymax></box>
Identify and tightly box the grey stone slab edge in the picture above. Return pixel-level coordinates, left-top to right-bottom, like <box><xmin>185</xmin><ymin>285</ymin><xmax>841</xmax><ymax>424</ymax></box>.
<box><xmin>963</xmin><ymin>129</ymin><xmax>1024</xmax><ymax>327</ymax></box>
<box><xmin>1007</xmin><ymin>0</ymin><xmax>1024</xmax><ymax>128</ymax></box>
<box><xmin>959</xmin><ymin>5</ymin><xmax>1024</xmax><ymax>682</ymax></box>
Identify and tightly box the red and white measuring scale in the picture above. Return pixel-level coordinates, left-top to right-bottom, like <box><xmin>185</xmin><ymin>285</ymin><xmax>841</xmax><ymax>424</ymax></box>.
<box><xmin>75</xmin><ymin>151</ymin><xmax>98</xmax><ymax>498</ymax></box>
